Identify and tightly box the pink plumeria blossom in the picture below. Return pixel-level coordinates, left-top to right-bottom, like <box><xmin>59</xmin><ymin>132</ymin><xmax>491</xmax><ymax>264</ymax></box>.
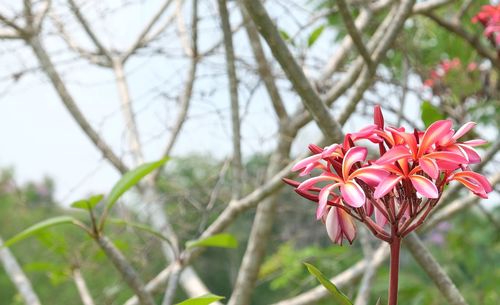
<box><xmin>286</xmin><ymin>105</ymin><xmax>492</xmax><ymax>245</ymax></box>
<box><xmin>297</xmin><ymin>146</ymin><xmax>387</xmax><ymax>211</ymax></box>
<box><xmin>473</xmin><ymin>5</ymin><xmax>500</xmax><ymax>46</ymax></box>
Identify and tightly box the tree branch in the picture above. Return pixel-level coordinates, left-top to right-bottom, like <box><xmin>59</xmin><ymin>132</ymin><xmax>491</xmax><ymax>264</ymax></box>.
<box><xmin>336</xmin><ymin>0</ymin><xmax>374</xmax><ymax>72</ymax></box>
<box><xmin>0</xmin><ymin>237</ymin><xmax>42</xmax><ymax>305</ymax></box>
<box><xmin>241</xmin><ymin>5</ymin><xmax>288</xmax><ymax>122</ymax></box>
<box><xmin>218</xmin><ymin>0</ymin><xmax>243</xmax><ymax>199</ymax></box>
<box><xmin>27</xmin><ymin>35</ymin><xmax>129</xmax><ymax>174</ymax></box>
<box><xmin>67</xmin><ymin>0</ymin><xmax>112</xmax><ymax>62</ymax></box>
<box><xmin>72</xmin><ymin>268</ymin><xmax>95</xmax><ymax>305</ymax></box>
<box><xmin>240</xmin><ymin>0</ymin><xmax>343</xmax><ymax>143</ymax></box>
<box><xmin>122</xmin><ymin>0</ymin><xmax>175</xmax><ymax>62</ymax></box>
<box><xmin>404</xmin><ymin>233</ymin><xmax>469</xmax><ymax>305</ymax></box>
<box><xmin>423</xmin><ymin>12</ymin><xmax>500</xmax><ymax>69</ymax></box>
<box><xmin>112</xmin><ymin>59</ymin><xmax>144</xmax><ymax>165</ymax></box>
<box><xmin>96</xmin><ymin>235</ymin><xmax>156</xmax><ymax>305</ymax></box>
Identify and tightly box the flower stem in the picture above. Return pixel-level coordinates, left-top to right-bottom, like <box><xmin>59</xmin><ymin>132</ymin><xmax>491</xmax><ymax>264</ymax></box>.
<box><xmin>388</xmin><ymin>236</ymin><xmax>401</xmax><ymax>305</ymax></box>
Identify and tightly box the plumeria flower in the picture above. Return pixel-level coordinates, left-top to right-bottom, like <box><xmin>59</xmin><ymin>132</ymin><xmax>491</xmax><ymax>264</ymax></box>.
<box><xmin>285</xmin><ymin>105</ymin><xmax>492</xmax><ymax>248</ymax></box>
<box><xmin>473</xmin><ymin>5</ymin><xmax>500</xmax><ymax>46</ymax></box>
<box><xmin>373</xmin><ymin>161</ymin><xmax>438</xmax><ymax>199</ymax></box>
<box><xmin>296</xmin><ymin>147</ymin><xmax>387</xmax><ymax>217</ymax></box>
<box><xmin>437</xmin><ymin>122</ymin><xmax>487</xmax><ymax>165</ymax></box>
<box><xmin>285</xmin><ymin>105</ymin><xmax>492</xmax><ymax>305</ymax></box>
<box><xmin>378</xmin><ymin>120</ymin><xmax>468</xmax><ymax>179</ymax></box>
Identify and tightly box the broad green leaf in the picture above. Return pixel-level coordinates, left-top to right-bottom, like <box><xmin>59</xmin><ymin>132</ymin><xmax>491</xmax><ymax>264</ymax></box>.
<box><xmin>175</xmin><ymin>294</ymin><xmax>224</xmax><ymax>305</ymax></box>
<box><xmin>304</xmin><ymin>263</ymin><xmax>353</xmax><ymax>305</ymax></box>
<box><xmin>71</xmin><ymin>194</ymin><xmax>104</xmax><ymax>210</ymax></box>
<box><xmin>107</xmin><ymin>218</ymin><xmax>172</xmax><ymax>244</ymax></box>
<box><xmin>308</xmin><ymin>25</ymin><xmax>325</xmax><ymax>47</ymax></box>
<box><xmin>186</xmin><ymin>233</ymin><xmax>238</xmax><ymax>249</ymax></box>
<box><xmin>421</xmin><ymin>101</ymin><xmax>445</xmax><ymax>127</ymax></box>
<box><xmin>2</xmin><ymin>216</ymin><xmax>78</xmax><ymax>248</ymax></box>
<box><xmin>106</xmin><ymin>158</ymin><xmax>169</xmax><ymax>210</ymax></box>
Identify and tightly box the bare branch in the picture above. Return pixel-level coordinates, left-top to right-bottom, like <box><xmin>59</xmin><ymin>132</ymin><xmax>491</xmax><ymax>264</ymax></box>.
<box><xmin>241</xmin><ymin>5</ymin><xmax>288</xmax><ymax>122</ymax></box>
<box><xmin>122</xmin><ymin>0</ymin><xmax>175</xmax><ymax>62</ymax></box>
<box><xmin>33</xmin><ymin>0</ymin><xmax>51</xmax><ymax>31</ymax></box>
<box><xmin>72</xmin><ymin>268</ymin><xmax>95</xmax><ymax>305</ymax></box>
<box><xmin>354</xmin><ymin>228</ymin><xmax>377</xmax><ymax>305</ymax></box>
<box><xmin>161</xmin><ymin>262</ymin><xmax>182</xmax><ymax>305</ymax></box>
<box><xmin>175</xmin><ymin>0</ymin><xmax>191</xmax><ymax>56</ymax></box>
<box><xmin>0</xmin><ymin>237</ymin><xmax>42</xmax><ymax>305</ymax></box>
<box><xmin>124</xmin><ymin>262</ymin><xmax>176</xmax><ymax>305</ymax></box>
<box><xmin>28</xmin><ymin>35</ymin><xmax>129</xmax><ymax>174</ymax></box>
<box><xmin>404</xmin><ymin>233</ymin><xmax>469</xmax><ymax>305</ymax></box>
<box><xmin>96</xmin><ymin>235</ymin><xmax>156</xmax><ymax>305</ymax></box>
<box><xmin>112</xmin><ymin>59</ymin><xmax>144</xmax><ymax>165</ymax></box>
<box><xmin>218</xmin><ymin>0</ymin><xmax>243</xmax><ymax>199</ymax></box>
<box><xmin>67</xmin><ymin>0</ymin><xmax>112</xmax><ymax>62</ymax></box>
<box><xmin>336</xmin><ymin>0</ymin><xmax>374</xmax><ymax>72</ymax></box>
<box><xmin>241</xmin><ymin>0</ymin><xmax>344</xmax><ymax>143</ymax></box>
<box><xmin>51</xmin><ymin>13</ymin><xmax>110</xmax><ymax>67</ymax></box>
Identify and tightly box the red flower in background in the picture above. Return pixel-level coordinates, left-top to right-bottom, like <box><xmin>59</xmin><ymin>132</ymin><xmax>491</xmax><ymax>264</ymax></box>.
<box><xmin>423</xmin><ymin>58</ymin><xmax>461</xmax><ymax>88</ymax></box>
<box><xmin>473</xmin><ymin>5</ymin><xmax>500</xmax><ymax>46</ymax></box>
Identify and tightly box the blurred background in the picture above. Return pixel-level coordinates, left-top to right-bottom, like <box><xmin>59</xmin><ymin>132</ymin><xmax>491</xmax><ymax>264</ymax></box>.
<box><xmin>0</xmin><ymin>0</ymin><xmax>498</xmax><ymax>304</ymax></box>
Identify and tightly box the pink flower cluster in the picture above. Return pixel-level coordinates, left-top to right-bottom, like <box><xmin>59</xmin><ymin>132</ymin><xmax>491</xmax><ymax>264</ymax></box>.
<box><xmin>423</xmin><ymin>58</ymin><xmax>461</xmax><ymax>88</ymax></box>
<box><xmin>285</xmin><ymin>106</ymin><xmax>492</xmax><ymax>245</ymax></box>
<box><xmin>472</xmin><ymin>4</ymin><xmax>500</xmax><ymax>46</ymax></box>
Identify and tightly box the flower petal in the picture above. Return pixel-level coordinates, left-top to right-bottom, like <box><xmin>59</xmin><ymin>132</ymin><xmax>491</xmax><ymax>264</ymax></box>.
<box><xmin>297</xmin><ymin>175</ymin><xmax>340</xmax><ymax>191</ymax></box>
<box><xmin>292</xmin><ymin>154</ymin><xmax>322</xmax><ymax>172</ymax></box>
<box><xmin>457</xmin><ymin>144</ymin><xmax>481</xmax><ymax>164</ymax></box>
<box><xmin>425</xmin><ymin>151</ymin><xmax>468</xmax><ymax>164</ymax></box>
<box><xmin>317</xmin><ymin>185</ymin><xmax>336</xmax><ymax>220</ymax></box>
<box><xmin>349</xmin><ymin>167</ymin><xmax>389</xmax><ymax>186</ymax></box>
<box><xmin>452</xmin><ymin>122</ymin><xmax>476</xmax><ymax>140</ymax></box>
<box><xmin>410</xmin><ymin>175</ymin><xmax>438</xmax><ymax>198</ymax></box>
<box><xmin>325</xmin><ymin>208</ymin><xmax>341</xmax><ymax>244</ymax></box>
<box><xmin>374</xmin><ymin>175</ymin><xmax>402</xmax><ymax>198</ymax></box>
<box><xmin>419</xmin><ymin>157</ymin><xmax>439</xmax><ymax>179</ymax></box>
<box><xmin>453</xmin><ymin>171</ymin><xmax>493</xmax><ymax>193</ymax></box>
<box><xmin>342</xmin><ymin>147</ymin><xmax>367</xmax><ymax>181</ymax></box>
<box><xmin>340</xmin><ymin>181</ymin><xmax>366</xmax><ymax>207</ymax></box>
<box><xmin>463</xmin><ymin>139</ymin><xmax>488</xmax><ymax>147</ymax></box>
<box><xmin>338</xmin><ymin>208</ymin><xmax>356</xmax><ymax>244</ymax></box>
<box><xmin>419</xmin><ymin>120</ymin><xmax>452</xmax><ymax>157</ymax></box>
<box><xmin>375</xmin><ymin>145</ymin><xmax>412</xmax><ymax>165</ymax></box>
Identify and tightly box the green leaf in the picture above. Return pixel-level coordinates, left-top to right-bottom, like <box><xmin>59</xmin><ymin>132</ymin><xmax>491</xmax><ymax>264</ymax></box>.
<box><xmin>106</xmin><ymin>158</ymin><xmax>169</xmax><ymax>210</ymax></box>
<box><xmin>175</xmin><ymin>294</ymin><xmax>224</xmax><ymax>305</ymax></box>
<box><xmin>186</xmin><ymin>233</ymin><xmax>238</xmax><ymax>249</ymax></box>
<box><xmin>71</xmin><ymin>194</ymin><xmax>104</xmax><ymax>210</ymax></box>
<box><xmin>2</xmin><ymin>216</ymin><xmax>78</xmax><ymax>248</ymax></box>
<box><xmin>421</xmin><ymin>101</ymin><xmax>445</xmax><ymax>127</ymax></box>
<box><xmin>304</xmin><ymin>262</ymin><xmax>353</xmax><ymax>305</ymax></box>
<box><xmin>279</xmin><ymin>29</ymin><xmax>294</xmax><ymax>45</ymax></box>
<box><xmin>308</xmin><ymin>25</ymin><xmax>325</xmax><ymax>47</ymax></box>
<box><xmin>107</xmin><ymin>218</ymin><xmax>172</xmax><ymax>244</ymax></box>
